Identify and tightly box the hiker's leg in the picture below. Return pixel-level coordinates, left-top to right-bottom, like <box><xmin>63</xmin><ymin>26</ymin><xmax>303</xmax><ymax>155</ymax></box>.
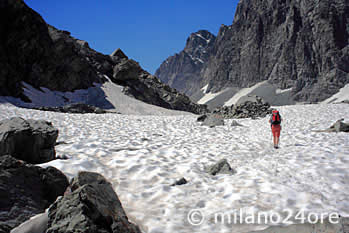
<box><xmin>275</xmin><ymin>137</ymin><xmax>279</xmax><ymax>146</ymax></box>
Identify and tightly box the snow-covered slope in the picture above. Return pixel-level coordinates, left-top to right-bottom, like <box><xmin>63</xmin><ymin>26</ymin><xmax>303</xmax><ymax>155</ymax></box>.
<box><xmin>322</xmin><ymin>83</ymin><xmax>349</xmax><ymax>104</ymax></box>
<box><xmin>0</xmin><ymin>76</ymin><xmax>192</xmax><ymax>116</ymax></box>
<box><xmin>1</xmin><ymin>103</ymin><xmax>348</xmax><ymax>233</ymax></box>
<box><xmin>197</xmin><ymin>81</ymin><xmax>295</xmax><ymax>110</ymax></box>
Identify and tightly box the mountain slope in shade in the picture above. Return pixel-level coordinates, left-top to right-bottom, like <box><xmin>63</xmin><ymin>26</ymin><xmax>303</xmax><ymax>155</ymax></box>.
<box><xmin>0</xmin><ymin>0</ymin><xmax>207</xmax><ymax>114</ymax></box>
<box><xmin>155</xmin><ymin>30</ymin><xmax>216</xmax><ymax>96</ymax></box>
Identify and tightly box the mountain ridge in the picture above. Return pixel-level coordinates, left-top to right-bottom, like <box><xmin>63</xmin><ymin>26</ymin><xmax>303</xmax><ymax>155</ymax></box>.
<box><xmin>0</xmin><ymin>0</ymin><xmax>207</xmax><ymax>114</ymax></box>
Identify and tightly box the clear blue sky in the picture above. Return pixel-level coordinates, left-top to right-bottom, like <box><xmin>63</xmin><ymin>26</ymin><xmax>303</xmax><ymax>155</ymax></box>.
<box><xmin>24</xmin><ymin>0</ymin><xmax>239</xmax><ymax>74</ymax></box>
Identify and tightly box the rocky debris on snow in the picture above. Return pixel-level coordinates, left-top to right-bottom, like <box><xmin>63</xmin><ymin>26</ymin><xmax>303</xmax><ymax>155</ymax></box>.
<box><xmin>205</xmin><ymin>159</ymin><xmax>236</xmax><ymax>176</ymax></box>
<box><xmin>231</xmin><ymin>120</ymin><xmax>244</xmax><ymax>127</ymax></box>
<box><xmin>201</xmin><ymin>114</ymin><xmax>225</xmax><ymax>127</ymax></box>
<box><xmin>35</xmin><ymin>103</ymin><xmax>108</xmax><ymax>114</ymax></box>
<box><xmin>197</xmin><ymin>114</ymin><xmax>208</xmax><ymax>122</ymax></box>
<box><xmin>213</xmin><ymin>95</ymin><xmax>271</xmax><ymax>119</ymax></box>
<box><xmin>171</xmin><ymin>178</ymin><xmax>188</xmax><ymax>186</ymax></box>
<box><xmin>0</xmin><ymin>117</ymin><xmax>58</xmax><ymax>164</ymax></box>
<box><xmin>0</xmin><ymin>155</ymin><xmax>69</xmax><ymax>231</ymax></box>
<box><xmin>321</xmin><ymin>119</ymin><xmax>349</xmax><ymax>133</ymax></box>
<box><xmin>46</xmin><ymin>171</ymin><xmax>141</xmax><ymax>233</ymax></box>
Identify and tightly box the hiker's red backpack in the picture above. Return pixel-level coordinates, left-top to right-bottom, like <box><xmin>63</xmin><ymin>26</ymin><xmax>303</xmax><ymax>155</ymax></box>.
<box><xmin>271</xmin><ymin>110</ymin><xmax>281</xmax><ymax>125</ymax></box>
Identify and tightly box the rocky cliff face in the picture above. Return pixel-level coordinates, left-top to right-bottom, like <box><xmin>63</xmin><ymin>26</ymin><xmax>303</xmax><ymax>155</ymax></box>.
<box><xmin>158</xmin><ymin>0</ymin><xmax>349</xmax><ymax>103</ymax></box>
<box><xmin>155</xmin><ymin>30</ymin><xmax>216</xmax><ymax>96</ymax></box>
<box><xmin>0</xmin><ymin>0</ymin><xmax>207</xmax><ymax>114</ymax></box>
<box><xmin>0</xmin><ymin>0</ymin><xmax>99</xmax><ymax>100</ymax></box>
<box><xmin>203</xmin><ymin>0</ymin><xmax>349</xmax><ymax>102</ymax></box>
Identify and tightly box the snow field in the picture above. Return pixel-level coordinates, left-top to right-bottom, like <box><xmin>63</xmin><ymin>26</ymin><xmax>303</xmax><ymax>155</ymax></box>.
<box><xmin>0</xmin><ymin>103</ymin><xmax>348</xmax><ymax>233</ymax></box>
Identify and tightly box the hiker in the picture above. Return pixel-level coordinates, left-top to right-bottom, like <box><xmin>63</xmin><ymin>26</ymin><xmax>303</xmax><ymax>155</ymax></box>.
<box><xmin>269</xmin><ymin>109</ymin><xmax>282</xmax><ymax>148</ymax></box>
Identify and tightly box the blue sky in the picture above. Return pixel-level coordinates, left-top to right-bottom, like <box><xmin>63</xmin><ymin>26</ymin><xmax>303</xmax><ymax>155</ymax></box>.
<box><xmin>25</xmin><ymin>0</ymin><xmax>239</xmax><ymax>74</ymax></box>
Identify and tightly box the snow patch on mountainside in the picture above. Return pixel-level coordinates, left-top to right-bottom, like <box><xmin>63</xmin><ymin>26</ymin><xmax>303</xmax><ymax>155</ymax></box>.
<box><xmin>322</xmin><ymin>83</ymin><xmax>349</xmax><ymax>104</ymax></box>
<box><xmin>0</xmin><ymin>77</ymin><xmax>191</xmax><ymax>116</ymax></box>
<box><xmin>221</xmin><ymin>81</ymin><xmax>294</xmax><ymax>107</ymax></box>
<box><xmin>197</xmin><ymin>89</ymin><xmax>225</xmax><ymax>105</ymax></box>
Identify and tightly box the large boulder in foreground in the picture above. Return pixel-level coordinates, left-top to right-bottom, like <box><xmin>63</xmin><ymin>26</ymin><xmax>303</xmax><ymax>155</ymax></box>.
<box><xmin>47</xmin><ymin>171</ymin><xmax>141</xmax><ymax>233</ymax></box>
<box><xmin>0</xmin><ymin>155</ymin><xmax>69</xmax><ymax>231</ymax></box>
<box><xmin>0</xmin><ymin>117</ymin><xmax>58</xmax><ymax>164</ymax></box>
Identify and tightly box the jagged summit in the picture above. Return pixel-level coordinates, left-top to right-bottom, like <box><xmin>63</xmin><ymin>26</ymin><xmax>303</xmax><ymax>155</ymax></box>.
<box><xmin>155</xmin><ymin>30</ymin><xmax>216</xmax><ymax>96</ymax></box>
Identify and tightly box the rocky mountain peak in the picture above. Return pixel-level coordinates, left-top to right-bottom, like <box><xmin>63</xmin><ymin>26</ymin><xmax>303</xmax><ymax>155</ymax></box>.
<box><xmin>155</xmin><ymin>30</ymin><xmax>216</xmax><ymax>96</ymax></box>
<box><xmin>184</xmin><ymin>30</ymin><xmax>215</xmax><ymax>52</ymax></box>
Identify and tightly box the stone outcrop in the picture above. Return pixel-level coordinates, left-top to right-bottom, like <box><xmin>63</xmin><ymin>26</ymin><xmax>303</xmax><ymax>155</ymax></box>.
<box><xmin>155</xmin><ymin>30</ymin><xmax>216</xmax><ymax>96</ymax></box>
<box><xmin>157</xmin><ymin>0</ymin><xmax>349</xmax><ymax>104</ymax></box>
<box><xmin>0</xmin><ymin>0</ymin><xmax>207</xmax><ymax>114</ymax></box>
<box><xmin>0</xmin><ymin>155</ymin><xmax>69</xmax><ymax>231</ymax></box>
<box><xmin>213</xmin><ymin>95</ymin><xmax>271</xmax><ymax>119</ymax></box>
<box><xmin>0</xmin><ymin>117</ymin><xmax>58</xmax><ymax>164</ymax></box>
<box><xmin>46</xmin><ymin>171</ymin><xmax>141</xmax><ymax>233</ymax></box>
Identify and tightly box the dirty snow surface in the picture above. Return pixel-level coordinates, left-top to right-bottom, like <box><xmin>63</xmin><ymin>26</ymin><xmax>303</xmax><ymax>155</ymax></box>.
<box><xmin>1</xmin><ymin>103</ymin><xmax>348</xmax><ymax>233</ymax></box>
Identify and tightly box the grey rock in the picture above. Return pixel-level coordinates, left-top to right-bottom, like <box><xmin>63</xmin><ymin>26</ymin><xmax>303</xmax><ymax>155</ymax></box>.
<box><xmin>0</xmin><ymin>155</ymin><xmax>69</xmax><ymax>231</ymax></box>
<box><xmin>202</xmin><ymin>114</ymin><xmax>225</xmax><ymax>127</ymax></box>
<box><xmin>0</xmin><ymin>117</ymin><xmax>58</xmax><ymax>164</ymax></box>
<box><xmin>171</xmin><ymin>178</ymin><xmax>188</xmax><ymax>186</ymax></box>
<box><xmin>46</xmin><ymin>171</ymin><xmax>141</xmax><ymax>233</ymax></box>
<box><xmin>155</xmin><ymin>30</ymin><xmax>216</xmax><ymax>96</ymax></box>
<box><xmin>35</xmin><ymin>103</ymin><xmax>107</xmax><ymax>114</ymax></box>
<box><xmin>206</xmin><ymin>159</ymin><xmax>236</xmax><ymax>176</ymax></box>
